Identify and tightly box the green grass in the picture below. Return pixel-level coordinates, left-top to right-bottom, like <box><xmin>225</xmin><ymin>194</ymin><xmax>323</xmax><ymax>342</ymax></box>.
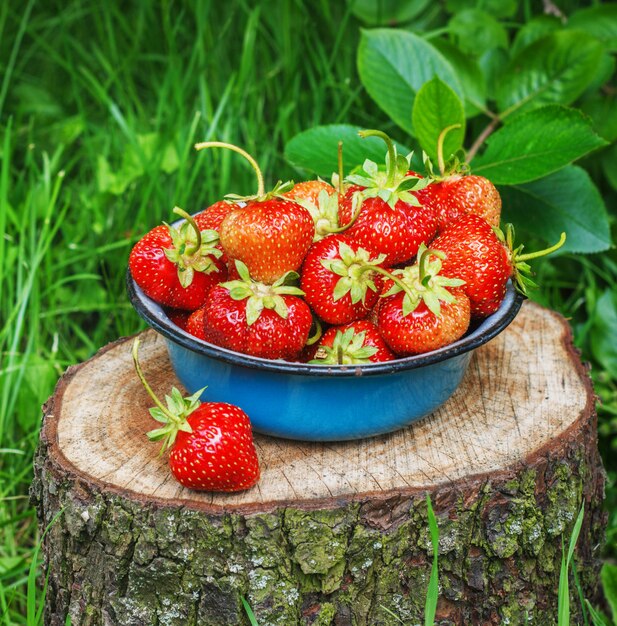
<box><xmin>0</xmin><ymin>1</ymin><xmax>616</xmax><ymax>622</ymax></box>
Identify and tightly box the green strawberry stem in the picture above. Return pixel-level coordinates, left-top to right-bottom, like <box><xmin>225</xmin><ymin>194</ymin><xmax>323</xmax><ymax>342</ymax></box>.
<box><xmin>132</xmin><ymin>338</ymin><xmax>179</xmax><ymax>425</ymax></box>
<box><xmin>436</xmin><ymin>124</ymin><xmax>462</xmax><ymax>176</ymax></box>
<box><xmin>357</xmin><ymin>263</ymin><xmax>417</xmax><ymax>305</ymax></box>
<box><xmin>419</xmin><ymin>248</ymin><xmax>445</xmax><ymax>287</ymax></box>
<box><xmin>172</xmin><ymin>207</ymin><xmax>202</xmax><ymax>256</ymax></box>
<box><xmin>358</xmin><ymin>129</ymin><xmax>396</xmax><ymax>187</ymax></box>
<box><xmin>305</xmin><ymin>318</ymin><xmax>323</xmax><ymax>346</ymax></box>
<box><xmin>337</xmin><ymin>345</ymin><xmax>343</xmax><ymax>365</ymax></box>
<box><xmin>337</xmin><ymin>141</ymin><xmax>344</xmax><ymax>195</ymax></box>
<box><xmin>194</xmin><ymin>141</ymin><xmax>265</xmax><ymax>197</ymax></box>
<box><xmin>515</xmin><ymin>231</ymin><xmax>567</xmax><ymax>262</ymax></box>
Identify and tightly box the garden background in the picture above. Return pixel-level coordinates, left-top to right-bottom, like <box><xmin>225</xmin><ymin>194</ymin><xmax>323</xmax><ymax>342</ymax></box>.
<box><xmin>1</xmin><ymin>0</ymin><xmax>616</xmax><ymax>622</ymax></box>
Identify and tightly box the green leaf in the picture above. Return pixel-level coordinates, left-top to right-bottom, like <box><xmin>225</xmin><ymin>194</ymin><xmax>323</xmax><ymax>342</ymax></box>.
<box><xmin>568</xmin><ymin>5</ymin><xmax>617</xmax><ymax>52</ymax></box>
<box><xmin>357</xmin><ymin>29</ymin><xmax>462</xmax><ymax>135</ymax></box>
<box><xmin>590</xmin><ymin>290</ymin><xmax>617</xmax><ymax>377</ymax></box>
<box><xmin>601</xmin><ymin>564</ymin><xmax>617</xmax><ymax>625</ymax></box>
<box><xmin>511</xmin><ymin>15</ymin><xmax>562</xmax><ymax>58</ymax></box>
<box><xmin>478</xmin><ymin>47</ymin><xmax>510</xmax><ymax>102</ymax></box>
<box><xmin>348</xmin><ymin>0</ymin><xmax>430</xmax><ymax>26</ymax></box>
<box><xmin>285</xmin><ymin>124</ymin><xmax>412</xmax><ymax>178</ymax></box>
<box><xmin>445</xmin><ymin>0</ymin><xmax>517</xmax><ymax>18</ymax></box>
<box><xmin>585</xmin><ymin>600</ymin><xmax>612</xmax><ymax>626</ymax></box>
<box><xmin>601</xmin><ymin>143</ymin><xmax>617</xmax><ymax>192</ymax></box>
<box><xmin>412</xmin><ymin>77</ymin><xmax>465</xmax><ymax>165</ymax></box>
<box><xmin>472</xmin><ymin>106</ymin><xmax>607</xmax><ymax>185</ymax></box>
<box><xmin>500</xmin><ymin>166</ymin><xmax>611</xmax><ymax>254</ymax></box>
<box><xmin>448</xmin><ymin>9</ymin><xmax>508</xmax><ymax>56</ymax></box>
<box><xmin>430</xmin><ymin>39</ymin><xmax>487</xmax><ymax>117</ymax></box>
<box><xmin>580</xmin><ymin>94</ymin><xmax>617</xmax><ymax>142</ymax></box>
<box><xmin>496</xmin><ymin>31</ymin><xmax>605</xmax><ymax>118</ymax></box>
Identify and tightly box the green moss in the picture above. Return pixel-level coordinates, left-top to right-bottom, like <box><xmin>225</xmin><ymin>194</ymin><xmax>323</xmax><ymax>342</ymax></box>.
<box><xmin>313</xmin><ymin>602</ymin><xmax>336</xmax><ymax>625</ymax></box>
<box><xmin>545</xmin><ymin>463</ymin><xmax>580</xmax><ymax>537</ymax></box>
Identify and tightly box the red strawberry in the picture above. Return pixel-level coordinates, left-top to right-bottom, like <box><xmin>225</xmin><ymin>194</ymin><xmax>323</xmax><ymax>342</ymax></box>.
<box><xmin>203</xmin><ymin>261</ymin><xmax>312</xmax><ymax>360</ymax></box>
<box><xmin>339</xmin><ymin>131</ymin><xmax>436</xmax><ymax>266</ymax></box>
<box><xmin>310</xmin><ymin>320</ymin><xmax>395</xmax><ymax>364</ymax></box>
<box><xmin>194</xmin><ymin>200</ymin><xmax>235</xmax><ymax>231</ymax></box>
<box><xmin>431</xmin><ymin>215</ymin><xmax>566</xmax><ymax>317</ymax></box>
<box><xmin>414</xmin><ymin>175</ymin><xmax>501</xmax><ymax>231</ymax></box>
<box><xmin>132</xmin><ymin>339</ymin><xmax>259</xmax><ymax>492</ymax></box>
<box><xmin>186</xmin><ymin>307</ymin><xmax>206</xmax><ymax>340</ymax></box>
<box><xmin>284</xmin><ymin>180</ymin><xmax>336</xmax><ymax>207</ymax></box>
<box><xmin>129</xmin><ymin>207</ymin><xmax>227</xmax><ymax>311</ymax></box>
<box><xmin>195</xmin><ymin>141</ymin><xmax>315</xmax><ymax>284</ymax></box>
<box><xmin>377</xmin><ymin>245</ymin><xmax>470</xmax><ymax>355</ymax></box>
<box><xmin>300</xmin><ymin>234</ymin><xmax>385</xmax><ymax>325</ymax></box>
<box><xmin>165</xmin><ymin>308</ymin><xmax>190</xmax><ymax>330</ymax></box>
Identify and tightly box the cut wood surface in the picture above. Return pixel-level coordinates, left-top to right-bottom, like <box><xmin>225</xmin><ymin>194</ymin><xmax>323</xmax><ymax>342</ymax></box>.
<box><xmin>51</xmin><ymin>301</ymin><xmax>591</xmax><ymax>510</ymax></box>
<box><xmin>32</xmin><ymin>301</ymin><xmax>606</xmax><ymax>626</ymax></box>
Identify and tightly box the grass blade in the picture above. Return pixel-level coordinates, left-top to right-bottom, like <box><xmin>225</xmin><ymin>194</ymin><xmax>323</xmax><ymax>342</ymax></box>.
<box><xmin>241</xmin><ymin>596</ymin><xmax>259</xmax><ymax>626</ymax></box>
<box><xmin>558</xmin><ymin>503</ymin><xmax>585</xmax><ymax>626</ymax></box>
<box><xmin>425</xmin><ymin>493</ymin><xmax>439</xmax><ymax>626</ymax></box>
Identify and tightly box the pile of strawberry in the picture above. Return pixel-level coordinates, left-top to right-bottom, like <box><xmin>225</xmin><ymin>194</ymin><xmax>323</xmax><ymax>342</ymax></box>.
<box><xmin>129</xmin><ymin>131</ymin><xmax>565</xmax><ymax>366</ymax></box>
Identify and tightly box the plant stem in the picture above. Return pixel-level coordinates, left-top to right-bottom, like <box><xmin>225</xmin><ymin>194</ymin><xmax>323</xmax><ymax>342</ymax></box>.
<box><xmin>517</xmin><ymin>232</ymin><xmax>567</xmax><ymax>261</ymax></box>
<box><xmin>436</xmin><ymin>124</ymin><xmax>462</xmax><ymax>176</ymax></box>
<box><xmin>466</xmin><ymin>117</ymin><xmax>501</xmax><ymax>163</ymax></box>
<box><xmin>337</xmin><ymin>141</ymin><xmax>344</xmax><ymax>195</ymax></box>
<box><xmin>194</xmin><ymin>141</ymin><xmax>265</xmax><ymax>197</ymax></box>
<box><xmin>172</xmin><ymin>207</ymin><xmax>202</xmax><ymax>256</ymax></box>
<box><xmin>358</xmin><ymin>129</ymin><xmax>396</xmax><ymax>187</ymax></box>
<box><xmin>132</xmin><ymin>339</ymin><xmax>178</xmax><ymax>423</ymax></box>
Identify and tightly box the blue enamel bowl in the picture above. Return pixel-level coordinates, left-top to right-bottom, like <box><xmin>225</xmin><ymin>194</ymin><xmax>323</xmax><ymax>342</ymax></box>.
<box><xmin>127</xmin><ymin>274</ymin><xmax>524</xmax><ymax>441</ymax></box>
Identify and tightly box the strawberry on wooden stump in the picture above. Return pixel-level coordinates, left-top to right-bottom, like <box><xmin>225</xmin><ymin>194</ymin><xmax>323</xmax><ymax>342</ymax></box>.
<box><xmin>203</xmin><ymin>260</ymin><xmax>312</xmax><ymax>360</ymax></box>
<box><xmin>131</xmin><ymin>338</ymin><xmax>260</xmax><ymax>492</ymax></box>
<box><xmin>129</xmin><ymin>207</ymin><xmax>226</xmax><ymax>310</ymax></box>
<box><xmin>194</xmin><ymin>141</ymin><xmax>315</xmax><ymax>284</ymax></box>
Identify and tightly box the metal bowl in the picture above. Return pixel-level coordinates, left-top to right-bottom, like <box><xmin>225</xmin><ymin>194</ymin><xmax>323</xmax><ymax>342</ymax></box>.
<box><xmin>127</xmin><ymin>273</ymin><xmax>524</xmax><ymax>441</ymax></box>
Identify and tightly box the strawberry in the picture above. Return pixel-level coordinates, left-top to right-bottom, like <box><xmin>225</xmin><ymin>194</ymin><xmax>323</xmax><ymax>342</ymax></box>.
<box><xmin>203</xmin><ymin>261</ymin><xmax>312</xmax><ymax>360</ymax></box>
<box><xmin>338</xmin><ymin>130</ymin><xmax>435</xmax><ymax>266</ymax></box>
<box><xmin>132</xmin><ymin>339</ymin><xmax>259</xmax><ymax>492</ymax></box>
<box><xmin>431</xmin><ymin>215</ymin><xmax>566</xmax><ymax>317</ymax></box>
<box><xmin>186</xmin><ymin>307</ymin><xmax>206</xmax><ymax>340</ymax></box>
<box><xmin>300</xmin><ymin>235</ymin><xmax>385</xmax><ymax>325</ymax></box>
<box><xmin>129</xmin><ymin>207</ymin><xmax>226</xmax><ymax>311</ymax></box>
<box><xmin>414</xmin><ymin>175</ymin><xmax>501</xmax><ymax>231</ymax></box>
<box><xmin>284</xmin><ymin>180</ymin><xmax>336</xmax><ymax>207</ymax></box>
<box><xmin>310</xmin><ymin>320</ymin><xmax>395</xmax><ymax>364</ymax></box>
<box><xmin>377</xmin><ymin>245</ymin><xmax>470</xmax><ymax>355</ymax></box>
<box><xmin>165</xmin><ymin>308</ymin><xmax>190</xmax><ymax>330</ymax></box>
<box><xmin>195</xmin><ymin>141</ymin><xmax>315</xmax><ymax>284</ymax></box>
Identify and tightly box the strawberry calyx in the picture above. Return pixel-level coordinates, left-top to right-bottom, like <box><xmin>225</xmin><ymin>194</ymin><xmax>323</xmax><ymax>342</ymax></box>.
<box><xmin>309</xmin><ymin>328</ymin><xmax>378</xmax><ymax>365</ymax></box>
<box><xmin>421</xmin><ymin>124</ymin><xmax>470</xmax><ymax>183</ymax></box>
<box><xmin>132</xmin><ymin>338</ymin><xmax>206</xmax><ymax>452</ymax></box>
<box><xmin>497</xmin><ymin>224</ymin><xmax>567</xmax><ymax>295</ymax></box>
<box><xmin>345</xmin><ymin>129</ymin><xmax>429</xmax><ymax>210</ymax></box>
<box><xmin>163</xmin><ymin>207</ymin><xmax>223</xmax><ymax>288</ymax></box>
<box><xmin>382</xmin><ymin>244</ymin><xmax>466</xmax><ymax>317</ymax></box>
<box><xmin>220</xmin><ymin>260</ymin><xmax>305</xmax><ymax>325</ymax></box>
<box><xmin>320</xmin><ymin>240</ymin><xmax>386</xmax><ymax>304</ymax></box>
<box><xmin>294</xmin><ymin>188</ymin><xmax>342</xmax><ymax>241</ymax></box>
<box><xmin>194</xmin><ymin>140</ymin><xmax>294</xmax><ymax>204</ymax></box>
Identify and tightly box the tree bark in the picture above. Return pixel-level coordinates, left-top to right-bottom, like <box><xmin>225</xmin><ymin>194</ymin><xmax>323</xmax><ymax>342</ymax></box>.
<box><xmin>31</xmin><ymin>302</ymin><xmax>606</xmax><ymax>625</ymax></box>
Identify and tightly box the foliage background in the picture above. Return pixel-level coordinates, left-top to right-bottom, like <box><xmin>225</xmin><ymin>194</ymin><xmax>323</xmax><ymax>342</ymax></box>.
<box><xmin>0</xmin><ymin>0</ymin><xmax>615</xmax><ymax>621</ymax></box>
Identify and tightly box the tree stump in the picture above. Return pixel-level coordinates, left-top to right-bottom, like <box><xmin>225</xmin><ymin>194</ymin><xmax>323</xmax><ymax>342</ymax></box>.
<box><xmin>31</xmin><ymin>302</ymin><xmax>606</xmax><ymax>626</ymax></box>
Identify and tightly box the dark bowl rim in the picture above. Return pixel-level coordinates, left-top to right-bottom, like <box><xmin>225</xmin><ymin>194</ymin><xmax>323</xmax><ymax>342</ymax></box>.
<box><xmin>127</xmin><ymin>270</ymin><xmax>525</xmax><ymax>377</ymax></box>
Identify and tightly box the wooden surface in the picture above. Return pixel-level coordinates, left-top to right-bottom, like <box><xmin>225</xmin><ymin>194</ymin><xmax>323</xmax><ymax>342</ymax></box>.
<box><xmin>47</xmin><ymin>301</ymin><xmax>592</xmax><ymax>512</ymax></box>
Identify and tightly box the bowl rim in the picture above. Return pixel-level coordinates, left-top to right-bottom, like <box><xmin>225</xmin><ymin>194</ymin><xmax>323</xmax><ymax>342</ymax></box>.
<box><xmin>127</xmin><ymin>270</ymin><xmax>525</xmax><ymax>377</ymax></box>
